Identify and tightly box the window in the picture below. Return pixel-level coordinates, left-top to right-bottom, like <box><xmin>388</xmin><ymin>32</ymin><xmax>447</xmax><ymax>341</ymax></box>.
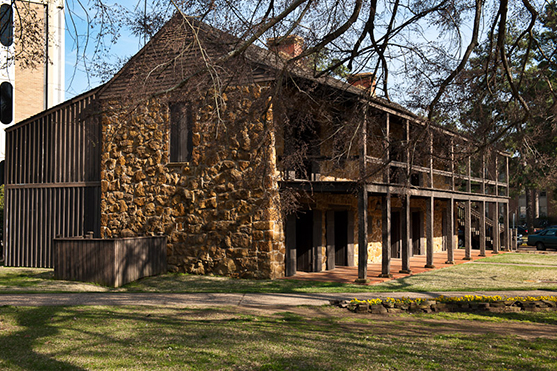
<box><xmin>410</xmin><ymin>173</ymin><xmax>421</xmax><ymax>186</ymax></box>
<box><xmin>284</xmin><ymin>113</ymin><xmax>320</xmax><ymax>180</ymax></box>
<box><xmin>169</xmin><ymin>102</ymin><xmax>192</xmax><ymax>162</ymax></box>
<box><xmin>0</xmin><ymin>4</ymin><xmax>13</xmax><ymax>47</ymax></box>
<box><xmin>0</xmin><ymin>81</ymin><xmax>12</xmax><ymax>124</ymax></box>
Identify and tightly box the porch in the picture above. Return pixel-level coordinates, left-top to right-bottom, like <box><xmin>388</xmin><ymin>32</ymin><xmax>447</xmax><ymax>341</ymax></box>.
<box><xmin>283</xmin><ymin>247</ymin><xmax>497</xmax><ymax>284</ymax></box>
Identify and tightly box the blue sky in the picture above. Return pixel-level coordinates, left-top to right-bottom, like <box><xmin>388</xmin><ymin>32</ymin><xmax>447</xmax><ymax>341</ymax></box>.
<box><xmin>63</xmin><ymin>0</ymin><xmax>145</xmax><ymax>99</ymax></box>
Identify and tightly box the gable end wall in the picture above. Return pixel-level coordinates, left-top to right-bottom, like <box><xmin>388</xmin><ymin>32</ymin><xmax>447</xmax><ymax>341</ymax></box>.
<box><xmin>99</xmin><ymin>85</ymin><xmax>284</xmax><ymax>279</ymax></box>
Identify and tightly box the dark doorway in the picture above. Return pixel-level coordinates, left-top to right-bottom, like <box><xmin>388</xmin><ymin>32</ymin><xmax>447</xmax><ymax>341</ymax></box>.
<box><xmin>296</xmin><ymin>211</ymin><xmax>313</xmax><ymax>272</ymax></box>
<box><xmin>334</xmin><ymin>211</ymin><xmax>348</xmax><ymax>266</ymax></box>
<box><xmin>412</xmin><ymin>211</ymin><xmax>422</xmax><ymax>255</ymax></box>
<box><xmin>391</xmin><ymin>211</ymin><xmax>401</xmax><ymax>258</ymax></box>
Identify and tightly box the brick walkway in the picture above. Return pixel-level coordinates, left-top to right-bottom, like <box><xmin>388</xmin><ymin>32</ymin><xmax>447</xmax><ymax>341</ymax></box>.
<box><xmin>285</xmin><ymin>248</ymin><xmax>501</xmax><ymax>284</ymax></box>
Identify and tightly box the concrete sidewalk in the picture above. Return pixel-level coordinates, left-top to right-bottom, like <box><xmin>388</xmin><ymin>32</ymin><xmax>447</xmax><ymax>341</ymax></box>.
<box><xmin>2</xmin><ymin>290</ymin><xmax>557</xmax><ymax>307</ymax></box>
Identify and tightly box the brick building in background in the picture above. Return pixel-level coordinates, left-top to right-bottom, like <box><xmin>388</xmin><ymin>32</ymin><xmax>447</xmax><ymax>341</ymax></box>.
<box><xmin>0</xmin><ymin>0</ymin><xmax>64</xmax><ymax>159</ymax></box>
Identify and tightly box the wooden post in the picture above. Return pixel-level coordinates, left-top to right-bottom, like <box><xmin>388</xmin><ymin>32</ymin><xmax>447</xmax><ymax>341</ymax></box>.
<box><xmin>479</xmin><ymin>201</ymin><xmax>486</xmax><ymax>256</ymax></box>
<box><xmin>450</xmin><ymin>138</ymin><xmax>455</xmax><ymax>191</ymax></box>
<box><xmin>481</xmin><ymin>152</ymin><xmax>486</xmax><ymax>194</ymax></box>
<box><xmin>357</xmin><ymin>186</ymin><xmax>369</xmax><ymax>282</ymax></box>
<box><xmin>429</xmin><ymin>132</ymin><xmax>434</xmax><ymax>188</ymax></box>
<box><xmin>405</xmin><ymin>119</ymin><xmax>410</xmax><ymax>179</ymax></box>
<box><xmin>503</xmin><ymin>202</ymin><xmax>509</xmax><ymax>251</ymax></box>
<box><xmin>446</xmin><ymin>198</ymin><xmax>455</xmax><ymax>264</ymax></box>
<box><xmin>326</xmin><ymin>211</ymin><xmax>335</xmax><ymax>270</ymax></box>
<box><xmin>425</xmin><ymin>196</ymin><xmax>435</xmax><ymax>268</ymax></box>
<box><xmin>493</xmin><ymin>202</ymin><xmax>500</xmax><ymax>254</ymax></box>
<box><xmin>313</xmin><ymin>211</ymin><xmax>323</xmax><ymax>271</ymax></box>
<box><xmin>400</xmin><ymin>195</ymin><xmax>412</xmax><ymax>273</ymax></box>
<box><xmin>357</xmin><ymin>106</ymin><xmax>369</xmax><ymax>282</ymax></box>
<box><xmin>467</xmin><ymin>157</ymin><xmax>471</xmax><ymax>193</ymax></box>
<box><xmin>506</xmin><ymin>156</ymin><xmax>510</xmax><ymax>197</ymax></box>
<box><xmin>384</xmin><ymin>113</ymin><xmax>390</xmax><ymax>183</ymax></box>
<box><xmin>495</xmin><ymin>155</ymin><xmax>499</xmax><ymax>196</ymax></box>
<box><xmin>464</xmin><ymin>200</ymin><xmax>472</xmax><ymax>260</ymax></box>
<box><xmin>380</xmin><ymin>192</ymin><xmax>392</xmax><ymax>277</ymax></box>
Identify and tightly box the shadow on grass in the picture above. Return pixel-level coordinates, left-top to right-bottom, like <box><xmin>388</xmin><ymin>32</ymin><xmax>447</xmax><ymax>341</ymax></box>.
<box><xmin>0</xmin><ymin>306</ymin><xmax>87</xmax><ymax>370</ymax></box>
<box><xmin>1</xmin><ymin>305</ymin><xmax>556</xmax><ymax>370</ymax></box>
<box><xmin>458</xmin><ymin>310</ymin><xmax>557</xmax><ymax>326</ymax></box>
<box><xmin>124</xmin><ymin>273</ymin><xmax>362</xmax><ymax>293</ymax></box>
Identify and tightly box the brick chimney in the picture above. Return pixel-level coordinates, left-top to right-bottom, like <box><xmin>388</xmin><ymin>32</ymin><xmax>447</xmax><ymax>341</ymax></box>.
<box><xmin>347</xmin><ymin>73</ymin><xmax>376</xmax><ymax>95</ymax></box>
<box><xmin>267</xmin><ymin>35</ymin><xmax>305</xmax><ymax>59</ymax></box>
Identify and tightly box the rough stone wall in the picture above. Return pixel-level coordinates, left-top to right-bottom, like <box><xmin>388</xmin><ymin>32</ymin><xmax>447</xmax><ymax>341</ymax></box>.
<box><xmin>99</xmin><ymin>85</ymin><xmax>284</xmax><ymax>279</ymax></box>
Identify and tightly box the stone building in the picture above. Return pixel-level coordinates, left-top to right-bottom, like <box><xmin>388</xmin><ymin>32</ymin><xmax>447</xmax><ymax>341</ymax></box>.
<box><xmin>3</xmin><ymin>14</ymin><xmax>511</xmax><ymax>279</ymax></box>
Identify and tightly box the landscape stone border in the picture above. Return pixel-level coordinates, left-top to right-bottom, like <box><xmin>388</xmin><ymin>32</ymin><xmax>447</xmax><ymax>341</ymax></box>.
<box><xmin>331</xmin><ymin>296</ymin><xmax>557</xmax><ymax>315</ymax></box>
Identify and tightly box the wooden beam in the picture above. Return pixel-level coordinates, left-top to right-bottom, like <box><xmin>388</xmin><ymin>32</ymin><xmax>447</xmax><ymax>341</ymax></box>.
<box><xmin>357</xmin><ymin>186</ymin><xmax>369</xmax><ymax>282</ymax></box>
<box><xmin>450</xmin><ymin>138</ymin><xmax>455</xmax><ymax>191</ymax></box>
<box><xmin>429</xmin><ymin>132</ymin><xmax>433</xmax><ymax>188</ymax></box>
<box><xmin>400</xmin><ymin>195</ymin><xmax>411</xmax><ymax>273</ymax></box>
<box><xmin>357</xmin><ymin>105</ymin><xmax>369</xmax><ymax>282</ymax></box>
<box><xmin>493</xmin><ymin>202</ymin><xmax>500</xmax><ymax>254</ymax></box>
<box><xmin>464</xmin><ymin>200</ymin><xmax>472</xmax><ymax>260</ymax></box>
<box><xmin>495</xmin><ymin>155</ymin><xmax>499</xmax><ymax>196</ymax></box>
<box><xmin>313</xmin><ymin>211</ymin><xmax>323</xmax><ymax>271</ymax></box>
<box><xmin>384</xmin><ymin>113</ymin><xmax>390</xmax><ymax>183</ymax></box>
<box><xmin>6</xmin><ymin>181</ymin><xmax>102</xmax><ymax>189</ymax></box>
<box><xmin>467</xmin><ymin>156</ymin><xmax>471</xmax><ymax>193</ymax></box>
<box><xmin>363</xmin><ymin>184</ymin><xmax>510</xmax><ymax>203</ymax></box>
<box><xmin>506</xmin><ymin>156</ymin><xmax>510</xmax><ymax>196</ymax></box>
<box><xmin>380</xmin><ymin>192</ymin><xmax>392</xmax><ymax>277</ymax></box>
<box><xmin>425</xmin><ymin>196</ymin><xmax>435</xmax><ymax>268</ymax></box>
<box><xmin>481</xmin><ymin>152</ymin><xmax>486</xmax><ymax>194</ymax></box>
<box><xmin>503</xmin><ymin>201</ymin><xmax>509</xmax><ymax>251</ymax></box>
<box><xmin>446</xmin><ymin>198</ymin><xmax>455</xmax><ymax>264</ymax></box>
<box><xmin>405</xmin><ymin>119</ymin><xmax>410</xmax><ymax>179</ymax></box>
<box><xmin>479</xmin><ymin>201</ymin><xmax>486</xmax><ymax>256</ymax></box>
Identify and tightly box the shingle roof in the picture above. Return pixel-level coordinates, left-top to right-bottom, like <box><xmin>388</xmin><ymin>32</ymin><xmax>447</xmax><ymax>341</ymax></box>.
<box><xmin>98</xmin><ymin>12</ymin><xmax>419</xmax><ymax>121</ymax></box>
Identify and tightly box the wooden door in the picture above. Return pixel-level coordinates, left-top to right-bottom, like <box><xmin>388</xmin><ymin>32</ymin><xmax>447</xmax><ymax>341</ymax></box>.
<box><xmin>334</xmin><ymin>211</ymin><xmax>348</xmax><ymax>266</ymax></box>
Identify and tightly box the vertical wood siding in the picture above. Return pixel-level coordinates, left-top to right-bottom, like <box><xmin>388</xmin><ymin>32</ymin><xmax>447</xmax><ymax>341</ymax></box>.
<box><xmin>53</xmin><ymin>236</ymin><xmax>167</xmax><ymax>287</ymax></box>
<box><xmin>4</xmin><ymin>91</ymin><xmax>101</xmax><ymax>268</ymax></box>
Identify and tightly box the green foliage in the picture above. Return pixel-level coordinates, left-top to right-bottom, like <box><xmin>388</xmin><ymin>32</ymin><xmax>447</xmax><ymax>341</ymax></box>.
<box><xmin>312</xmin><ymin>50</ymin><xmax>350</xmax><ymax>78</ymax></box>
<box><xmin>459</xmin><ymin>1</ymin><xmax>557</xmax><ymax>191</ymax></box>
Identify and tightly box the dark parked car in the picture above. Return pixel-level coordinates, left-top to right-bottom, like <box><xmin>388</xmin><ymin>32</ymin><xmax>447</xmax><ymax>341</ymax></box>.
<box><xmin>527</xmin><ymin>228</ymin><xmax>557</xmax><ymax>250</ymax></box>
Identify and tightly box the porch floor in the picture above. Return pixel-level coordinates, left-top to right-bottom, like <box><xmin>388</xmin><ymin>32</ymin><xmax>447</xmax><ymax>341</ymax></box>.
<box><xmin>284</xmin><ymin>248</ymin><xmax>502</xmax><ymax>285</ymax></box>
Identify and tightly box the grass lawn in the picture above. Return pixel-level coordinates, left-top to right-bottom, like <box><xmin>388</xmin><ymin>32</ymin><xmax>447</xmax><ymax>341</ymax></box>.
<box><xmin>1</xmin><ymin>305</ymin><xmax>556</xmax><ymax>370</ymax></box>
<box><xmin>3</xmin><ymin>253</ymin><xmax>557</xmax><ymax>293</ymax></box>
<box><xmin>369</xmin><ymin>263</ymin><xmax>557</xmax><ymax>292</ymax></box>
<box><xmin>476</xmin><ymin>253</ymin><xmax>557</xmax><ymax>266</ymax></box>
